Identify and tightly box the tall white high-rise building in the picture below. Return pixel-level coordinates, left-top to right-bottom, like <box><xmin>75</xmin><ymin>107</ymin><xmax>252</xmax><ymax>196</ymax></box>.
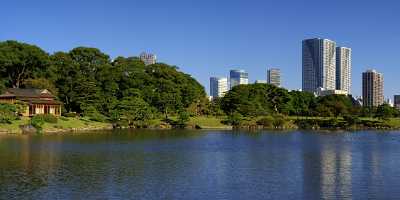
<box><xmin>302</xmin><ymin>38</ymin><xmax>336</xmax><ymax>93</ymax></box>
<box><xmin>267</xmin><ymin>68</ymin><xmax>281</xmax><ymax>87</ymax></box>
<box><xmin>139</xmin><ymin>52</ymin><xmax>157</xmax><ymax>66</ymax></box>
<box><xmin>230</xmin><ymin>69</ymin><xmax>248</xmax><ymax>89</ymax></box>
<box><xmin>336</xmin><ymin>47</ymin><xmax>352</xmax><ymax>94</ymax></box>
<box><xmin>210</xmin><ymin>77</ymin><xmax>228</xmax><ymax>99</ymax></box>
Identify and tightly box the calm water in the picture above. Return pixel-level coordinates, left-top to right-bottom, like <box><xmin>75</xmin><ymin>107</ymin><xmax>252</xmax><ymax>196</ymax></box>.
<box><xmin>1</xmin><ymin>130</ymin><xmax>400</xmax><ymax>200</ymax></box>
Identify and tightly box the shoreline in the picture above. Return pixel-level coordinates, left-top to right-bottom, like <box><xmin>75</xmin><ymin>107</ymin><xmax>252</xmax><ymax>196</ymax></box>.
<box><xmin>2</xmin><ymin>116</ymin><xmax>400</xmax><ymax>135</ymax></box>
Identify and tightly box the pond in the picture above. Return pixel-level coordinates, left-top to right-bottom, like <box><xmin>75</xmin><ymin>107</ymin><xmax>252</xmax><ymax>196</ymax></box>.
<box><xmin>1</xmin><ymin>130</ymin><xmax>400</xmax><ymax>199</ymax></box>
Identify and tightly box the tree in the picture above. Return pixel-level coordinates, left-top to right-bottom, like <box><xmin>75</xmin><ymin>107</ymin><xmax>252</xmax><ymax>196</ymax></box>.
<box><xmin>117</xmin><ymin>96</ymin><xmax>154</xmax><ymax>127</ymax></box>
<box><xmin>0</xmin><ymin>41</ymin><xmax>50</xmax><ymax>88</ymax></box>
<box><xmin>375</xmin><ymin>104</ymin><xmax>395</xmax><ymax>119</ymax></box>
<box><xmin>24</xmin><ymin>78</ymin><xmax>58</xmax><ymax>95</ymax></box>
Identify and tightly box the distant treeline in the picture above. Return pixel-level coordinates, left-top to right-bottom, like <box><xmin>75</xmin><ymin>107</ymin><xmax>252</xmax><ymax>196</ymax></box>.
<box><xmin>211</xmin><ymin>83</ymin><xmax>398</xmax><ymax>120</ymax></box>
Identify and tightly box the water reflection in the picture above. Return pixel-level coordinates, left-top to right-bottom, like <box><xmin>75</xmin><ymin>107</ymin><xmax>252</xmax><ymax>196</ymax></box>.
<box><xmin>1</xmin><ymin>130</ymin><xmax>400</xmax><ymax>199</ymax></box>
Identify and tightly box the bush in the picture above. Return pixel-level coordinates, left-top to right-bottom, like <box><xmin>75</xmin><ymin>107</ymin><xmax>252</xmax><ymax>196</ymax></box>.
<box><xmin>256</xmin><ymin>116</ymin><xmax>274</xmax><ymax>128</ymax></box>
<box><xmin>0</xmin><ymin>103</ymin><xmax>19</xmax><ymax>124</ymax></box>
<box><xmin>33</xmin><ymin>114</ymin><xmax>58</xmax><ymax>123</ymax></box>
<box><xmin>227</xmin><ymin>112</ymin><xmax>243</xmax><ymax>126</ymax></box>
<box><xmin>31</xmin><ymin>115</ymin><xmax>45</xmax><ymax>131</ymax></box>
<box><xmin>63</xmin><ymin>112</ymin><xmax>78</xmax><ymax>118</ymax></box>
<box><xmin>343</xmin><ymin>115</ymin><xmax>360</xmax><ymax>126</ymax></box>
<box><xmin>272</xmin><ymin>115</ymin><xmax>286</xmax><ymax>128</ymax></box>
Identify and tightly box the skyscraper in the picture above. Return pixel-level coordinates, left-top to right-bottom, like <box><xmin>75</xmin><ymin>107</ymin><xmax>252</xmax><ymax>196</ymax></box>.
<box><xmin>394</xmin><ymin>95</ymin><xmax>400</xmax><ymax>110</ymax></box>
<box><xmin>302</xmin><ymin>38</ymin><xmax>336</xmax><ymax>93</ymax></box>
<box><xmin>267</xmin><ymin>68</ymin><xmax>281</xmax><ymax>87</ymax></box>
<box><xmin>230</xmin><ymin>69</ymin><xmax>248</xmax><ymax>89</ymax></box>
<box><xmin>362</xmin><ymin>69</ymin><xmax>384</xmax><ymax>107</ymax></box>
<box><xmin>210</xmin><ymin>77</ymin><xmax>228</xmax><ymax>99</ymax></box>
<box><xmin>139</xmin><ymin>52</ymin><xmax>157</xmax><ymax>66</ymax></box>
<box><xmin>336</xmin><ymin>47</ymin><xmax>352</xmax><ymax>94</ymax></box>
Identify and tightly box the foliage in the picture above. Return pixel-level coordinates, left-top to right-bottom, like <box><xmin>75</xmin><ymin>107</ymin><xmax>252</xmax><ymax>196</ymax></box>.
<box><xmin>32</xmin><ymin>114</ymin><xmax>58</xmax><ymax>123</ymax></box>
<box><xmin>177</xmin><ymin>110</ymin><xmax>190</xmax><ymax>127</ymax></box>
<box><xmin>221</xmin><ymin>84</ymin><xmax>290</xmax><ymax>117</ymax></box>
<box><xmin>0</xmin><ymin>103</ymin><xmax>18</xmax><ymax>123</ymax></box>
<box><xmin>24</xmin><ymin>78</ymin><xmax>58</xmax><ymax>95</ymax></box>
<box><xmin>256</xmin><ymin>116</ymin><xmax>274</xmax><ymax>127</ymax></box>
<box><xmin>115</xmin><ymin>96</ymin><xmax>154</xmax><ymax>127</ymax></box>
<box><xmin>0</xmin><ymin>40</ymin><xmax>50</xmax><ymax>88</ymax></box>
<box><xmin>226</xmin><ymin>112</ymin><xmax>243</xmax><ymax>126</ymax></box>
<box><xmin>31</xmin><ymin>115</ymin><xmax>45</xmax><ymax>131</ymax></box>
<box><xmin>375</xmin><ymin>104</ymin><xmax>398</xmax><ymax>119</ymax></box>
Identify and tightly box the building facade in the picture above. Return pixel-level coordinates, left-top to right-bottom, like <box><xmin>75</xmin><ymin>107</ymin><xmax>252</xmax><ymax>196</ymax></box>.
<box><xmin>336</xmin><ymin>47</ymin><xmax>352</xmax><ymax>94</ymax></box>
<box><xmin>210</xmin><ymin>77</ymin><xmax>228</xmax><ymax>99</ymax></box>
<box><xmin>230</xmin><ymin>69</ymin><xmax>248</xmax><ymax>89</ymax></box>
<box><xmin>267</xmin><ymin>68</ymin><xmax>281</xmax><ymax>87</ymax></box>
<box><xmin>0</xmin><ymin>88</ymin><xmax>62</xmax><ymax>117</ymax></box>
<box><xmin>302</xmin><ymin>38</ymin><xmax>336</xmax><ymax>93</ymax></box>
<box><xmin>139</xmin><ymin>52</ymin><xmax>157</xmax><ymax>66</ymax></box>
<box><xmin>362</xmin><ymin>69</ymin><xmax>384</xmax><ymax>107</ymax></box>
<box><xmin>255</xmin><ymin>80</ymin><xmax>267</xmax><ymax>84</ymax></box>
<box><xmin>394</xmin><ymin>95</ymin><xmax>400</xmax><ymax>110</ymax></box>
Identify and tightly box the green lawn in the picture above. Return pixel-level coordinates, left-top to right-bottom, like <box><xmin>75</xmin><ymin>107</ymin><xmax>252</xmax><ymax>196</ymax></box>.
<box><xmin>188</xmin><ymin>116</ymin><xmax>231</xmax><ymax>129</ymax></box>
<box><xmin>0</xmin><ymin>117</ymin><xmax>111</xmax><ymax>134</ymax></box>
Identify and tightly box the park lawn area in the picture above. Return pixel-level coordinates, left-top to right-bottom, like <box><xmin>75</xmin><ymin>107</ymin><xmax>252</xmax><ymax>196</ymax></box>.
<box><xmin>382</xmin><ymin>118</ymin><xmax>400</xmax><ymax>128</ymax></box>
<box><xmin>0</xmin><ymin>117</ymin><xmax>111</xmax><ymax>134</ymax></box>
<box><xmin>41</xmin><ymin>117</ymin><xmax>111</xmax><ymax>132</ymax></box>
<box><xmin>188</xmin><ymin>116</ymin><xmax>231</xmax><ymax>129</ymax></box>
<box><xmin>0</xmin><ymin>117</ymin><xmax>31</xmax><ymax>134</ymax></box>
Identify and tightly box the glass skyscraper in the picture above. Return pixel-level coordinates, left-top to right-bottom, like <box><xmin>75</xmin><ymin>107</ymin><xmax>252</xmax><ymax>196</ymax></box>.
<box><xmin>230</xmin><ymin>69</ymin><xmax>248</xmax><ymax>89</ymax></box>
<box><xmin>210</xmin><ymin>77</ymin><xmax>228</xmax><ymax>99</ymax></box>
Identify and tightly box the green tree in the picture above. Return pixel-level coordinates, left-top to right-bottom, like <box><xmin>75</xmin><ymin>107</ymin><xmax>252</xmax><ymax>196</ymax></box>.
<box><xmin>0</xmin><ymin>40</ymin><xmax>50</xmax><ymax>88</ymax></box>
<box><xmin>375</xmin><ymin>103</ymin><xmax>395</xmax><ymax>119</ymax></box>
<box><xmin>117</xmin><ymin>96</ymin><xmax>154</xmax><ymax>127</ymax></box>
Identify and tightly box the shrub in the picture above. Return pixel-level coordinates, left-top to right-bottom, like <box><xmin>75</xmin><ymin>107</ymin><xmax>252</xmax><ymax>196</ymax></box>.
<box><xmin>33</xmin><ymin>114</ymin><xmax>58</xmax><ymax>123</ymax></box>
<box><xmin>31</xmin><ymin>115</ymin><xmax>45</xmax><ymax>131</ymax></box>
<box><xmin>256</xmin><ymin>116</ymin><xmax>274</xmax><ymax>128</ymax></box>
<box><xmin>272</xmin><ymin>115</ymin><xmax>286</xmax><ymax>128</ymax></box>
<box><xmin>227</xmin><ymin>112</ymin><xmax>243</xmax><ymax>126</ymax></box>
<box><xmin>63</xmin><ymin>112</ymin><xmax>78</xmax><ymax>118</ymax></box>
<box><xmin>0</xmin><ymin>103</ymin><xmax>19</xmax><ymax>124</ymax></box>
<box><xmin>343</xmin><ymin>115</ymin><xmax>360</xmax><ymax>126</ymax></box>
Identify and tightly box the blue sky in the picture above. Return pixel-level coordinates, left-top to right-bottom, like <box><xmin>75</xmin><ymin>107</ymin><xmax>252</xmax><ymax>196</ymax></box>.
<box><xmin>1</xmin><ymin>0</ymin><xmax>400</xmax><ymax>98</ymax></box>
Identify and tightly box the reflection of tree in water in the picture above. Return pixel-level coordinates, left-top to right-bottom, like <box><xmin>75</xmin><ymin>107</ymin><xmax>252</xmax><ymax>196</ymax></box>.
<box><xmin>0</xmin><ymin>130</ymin><xmax>204</xmax><ymax>199</ymax></box>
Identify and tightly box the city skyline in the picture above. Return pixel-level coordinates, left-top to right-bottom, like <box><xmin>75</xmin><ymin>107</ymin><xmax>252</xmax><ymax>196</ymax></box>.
<box><xmin>1</xmin><ymin>1</ymin><xmax>400</xmax><ymax>98</ymax></box>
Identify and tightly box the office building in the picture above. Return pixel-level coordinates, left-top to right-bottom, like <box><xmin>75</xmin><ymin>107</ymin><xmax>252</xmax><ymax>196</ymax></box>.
<box><xmin>316</xmin><ymin>87</ymin><xmax>348</xmax><ymax>97</ymax></box>
<box><xmin>210</xmin><ymin>77</ymin><xmax>228</xmax><ymax>99</ymax></box>
<box><xmin>230</xmin><ymin>69</ymin><xmax>248</xmax><ymax>89</ymax></box>
<box><xmin>267</xmin><ymin>68</ymin><xmax>281</xmax><ymax>87</ymax></box>
<box><xmin>302</xmin><ymin>38</ymin><xmax>336</xmax><ymax>93</ymax></box>
<box><xmin>139</xmin><ymin>52</ymin><xmax>157</xmax><ymax>66</ymax></box>
<box><xmin>394</xmin><ymin>95</ymin><xmax>400</xmax><ymax>109</ymax></box>
<box><xmin>255</xmin><ymin>80</ymin><xmax>267</xmax><ymax>84</ymax></box>
<box><xmin>336</xmin><ymin>47</ymin><xmax>352</xmax><ymax>93</ymax></box>
<box><xmin>362</xmin><ymin>69</ymin><xmax>384</xmax><ymax>107</ymax></box>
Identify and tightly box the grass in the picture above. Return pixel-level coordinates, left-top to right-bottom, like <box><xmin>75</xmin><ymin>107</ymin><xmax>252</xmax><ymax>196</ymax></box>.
<box><xmin>188</xmin><ymin>116</ymin><xmax>231</xmax><ymax>129</ymax></box>
<box><xmin>0</xmin><ymin>117</ymin><xmax>31</xmax><ymax>134</ymax></box>
<box><xmin>0</xmin><ymin>117</ymin><xmax>111</xmax><ymax>134</ymax></box>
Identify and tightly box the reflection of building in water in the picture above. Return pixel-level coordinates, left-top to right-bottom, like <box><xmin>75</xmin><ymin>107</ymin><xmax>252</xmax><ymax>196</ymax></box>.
<box><xmin>319</xmin><ymin>145</ymin><xmax>352</xmax><ymax>199</ymax></box>
<box><xmin>301</xmin><ymin>140</ymin><xmax>353</xmax><ymax>199</ymax></box>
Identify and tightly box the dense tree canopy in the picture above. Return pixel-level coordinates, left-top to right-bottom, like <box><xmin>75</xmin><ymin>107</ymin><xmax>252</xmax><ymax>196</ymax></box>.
<box><xmin>0</xmin><ymin>41</ymin><xmax>50</xmax><ymax>88</ymax></box>
<box><xmin>0</xmin><ymin>40</ymin><xmax>207</xmax><ymax>123</ymax></box>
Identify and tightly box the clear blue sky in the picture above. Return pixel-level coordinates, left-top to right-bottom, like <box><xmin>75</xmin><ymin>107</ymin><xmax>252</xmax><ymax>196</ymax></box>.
<box><xmin>1</xmin><ymin>0</ymin><xmax>400</xmax><ymax>98</ymax></box>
